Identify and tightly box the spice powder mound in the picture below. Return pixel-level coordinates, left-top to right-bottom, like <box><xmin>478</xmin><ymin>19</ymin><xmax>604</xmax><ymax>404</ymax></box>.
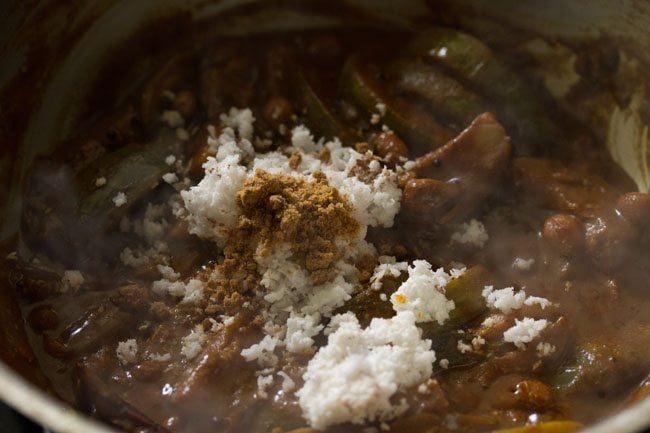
<box><xmin>203</xmin><ymin>169</ymin><xmax>362</xmax><ymax>316</ymax></box>
<box><xmin>235</xmin><ymin>169</ymin><xmax>360</xmax><ymax>284</ymax></box>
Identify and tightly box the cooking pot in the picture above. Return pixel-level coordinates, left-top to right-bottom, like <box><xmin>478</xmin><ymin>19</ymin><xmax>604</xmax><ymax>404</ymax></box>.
<box><xmin>1</xmin><ymin>1</ymin><xmax>650</xmax><ymax>432</ymax></box>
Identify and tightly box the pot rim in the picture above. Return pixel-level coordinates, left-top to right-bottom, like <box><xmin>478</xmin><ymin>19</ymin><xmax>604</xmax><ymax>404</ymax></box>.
<box><xmin>0</xmin><ymin>362</ymin><xmax>115</xmax><ymax>433</ymax></box>
<box><xmin>1</xmin><ymin>358</ymin><xmax>650</xmax><ymax>433</ymax></box>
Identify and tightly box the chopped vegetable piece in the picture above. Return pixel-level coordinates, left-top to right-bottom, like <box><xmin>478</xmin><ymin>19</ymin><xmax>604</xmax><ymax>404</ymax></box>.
<box><xmin>74</xmin><ymin>362</ymin><xmax>172</xmax><ymax>433</ymax></box>
<box><xmin>554</xmin><ymin>329</ymin><xmax>650</xmax><ymax>393</ymax></box>
<box><xmin>338</xmin><ymin>273</ymin><xmax>403</xmax><ymax>326</ymax></box>
<box><xmin>420</xmin><ymin>266</ymin><xmax>490</xmax><ymax>370</ymax></box>
<box><xmin>419</xmin><ymin>265</ymin><xmax>489</xmax><ymax>337</ymax></box>
<box><xmin>339</xmin><ymin>54</ymin><xmax>455</xmax><ymax>154</ymax></box>
<box><xmin>53</xmin><ymin>301</ymin><xmax>137</xmax><ymax>358</ymax></box>
<box><xmin>388</xmin><ymin>58</ymin><xmax>485</xmax><ymax>128</ymax></box>
<box><xmin>77</xmin><ymin>129</ymin><xmax>175</xmax><ymax>224</ymax></box>
<box><xmin>404</xmin><ymin>27</ymin><xmax>560</xmax><ymax>154</ymax></box>
<box><xmin>296</xmin><ymin>68</ymin><xmax>361</xmax><ymax>146</ymax></box>
<box><xmin>406</xmin><ymin>112</ymin><xmax>511</xmax><ymax>224</ymax></box>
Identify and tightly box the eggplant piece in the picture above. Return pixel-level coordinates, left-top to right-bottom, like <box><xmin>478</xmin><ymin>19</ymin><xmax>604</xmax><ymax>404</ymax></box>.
<box><xmin>420</xmin><ymin>266</ymin><xmax>491</xmax><ymax>370</ymax></box>
<box><xmin>342</xmin><ymin>265</ymin><xmax>488</xmax><ymax>335</ymax></box>
<box><xmin>341</xmin><ymin>265</ymin><xmax>489</xmax><ymax>370</ymax></box>
<box><xmin>426</xmin><ymin>265</ymin><xmax>489</xmax><ymax>335</ymax></box>
<box><xmin>296</xmin><ymin>68</ymin><xmax>361</xmax><ymax>146</ymax></box>
<box><xmin>74</xmin><ymin>363</ymin><xmax>170</xmax><ymax>433</ymax></box>
<box><xmin>404</xmin><ymin>27</ymin><xmax>559</xmax><ymax>154</ymax></box>
<box><xmin>57</xmin><ymin>55</ymin><xmax>197</xmax><ymax>159</ymax></box>
<box><xmin>553</xmin><ymin>341</ymin><xmax>649</xmax><ymax>393</ymax></box>
<box><xmin>337</xmin><ymin>273</ymin><xmax>404</xmax><ymax>326</ymax></box>
<box><xmin>484</xmin><ymin>317</ymin><xmax>573</xmax><ymax>381</ymax></box>
<box><xmin>173</xmin><ymin>312</ymin><xmax>256</xmax><ymax>402</ymax></box>
<box><xmin>411</xmin><ymin>112</ymin><xmax>512</xmax><ymax>182</ymax></box>
<box><xmin>169</xmin><ymin>312</ymin><xmax>264</xmax><ymax>433</ymax></box>
<box><xmin>400</xmin><ymin>178</ymin><xmax>462</xmax><ymax>232</ymax></box>
<box><xmin>76</xmin><ymin>128</ymin><xmax>174</xmax><ymax>222</ymax></box>
<box><xmin>553</xmin><ymin>326</ymin><xmax>650</xmax><ymax>394</ymax></box>
<box><xmin>387</xmin><ymin>58</ymin><xmax>485</xmax><ymax>129</ymax></box>
<box><xmin>404</xmin><ymin>28</ymin><xmax>513</xmax><ymax>90</ymax></box>
<box><xmin>7</xmin><ymin>257</ymin><xmax>66</xmax><ymax>302</ymax></box>
<box><xmin>431</xmin><ymin>10</ymin><xmax>533</xmax><ymax>51</ymax></box>
<box><xmin>339</xmin><ymin>54</ymin><xmax>455</xmax><ymax>155</ymax></box>
<box><xmin>402</xmin><ymin>112</ymin><xmax>511</xmax><ymax>227</ymax></box>
<box><xmin>49</xmin><ymin>301</ymin><xmax>137</xmax><ymax>359</ymax></box>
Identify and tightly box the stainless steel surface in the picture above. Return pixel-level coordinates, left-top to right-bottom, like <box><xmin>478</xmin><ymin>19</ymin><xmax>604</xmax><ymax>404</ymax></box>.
<box><xmin>1</xmin><ymin>1</ymin><xmax>649</xmax><ymax>432</ymax></box>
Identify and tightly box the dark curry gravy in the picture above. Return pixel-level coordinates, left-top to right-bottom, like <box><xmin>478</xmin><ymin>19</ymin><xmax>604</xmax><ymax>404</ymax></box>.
<box><xmin>5</xmin><ymin>14</ymin><xmax>650</xmax><ymax>433</ymax></box>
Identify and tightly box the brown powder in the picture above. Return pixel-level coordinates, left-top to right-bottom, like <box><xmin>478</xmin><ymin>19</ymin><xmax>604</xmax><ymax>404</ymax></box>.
<box><xmin>288</xmin><ymin>151</ymin><xmax>302</xmax><ymax>170</ymax></box>
<box><xmin>200</xmin><ymin>169</ymin><xmax>361</xmax><ymax>316</ymax></box>
<box><xmin>354</xmin><ymin>142</ymin><xmax>370</xmax><ymax>153</ymax></box>
<box><xmin>201</xmin><ymin>261</ymin><xmax>259</xmax><ymax>317</ymax></box>
<box><xmin>348</xmin><ymin>155</ymin><xmax>378</xmax><ymax>184</ymax></box>
<box><xmin>316</xmin><ymin>147</ymin><xmax>331</xmax><ymax>162</ymax></box>
<box><xmin>356</xmin><ymin>253</ymin><xmax>378</xmax><ymax>285</ymax></box>
<box><xmin>235</xmin><ymin>169</ymin><xmax>360</xmax><ymax>285</ymax></box>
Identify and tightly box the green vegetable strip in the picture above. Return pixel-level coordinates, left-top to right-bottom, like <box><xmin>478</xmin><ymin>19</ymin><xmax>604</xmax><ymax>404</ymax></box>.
<box><xmin>388</xmin><ymin>58</ymin><xmax>485</xmax><ymax>128</ymax></box>
<box><xmin>405</xmin><ymin>27</ymin><xmax>560</xmax><ymax>154</ymax></box>
<box><xmin>339</xmin><ymin>54</ymin><xmax>455</xmax><ymax>155</ymax></box>
<box><xmin>341</xmin><ymin>265</ymin><xmax>490</xmax><ymax>370</ymax></box>
<box><xmin>419</xmin><ymin>265</ymin><xmax>490</xmax><ymax>338</ymax></box>
<box><xmin>295</xmin><ymin>69</ymin><xmax>361</xmax><ymax>147</ymax></box>
<box><xmin>77</xmin><ymin>128</ymin><xmax>174</xmax><ymax>224</ymax></box>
